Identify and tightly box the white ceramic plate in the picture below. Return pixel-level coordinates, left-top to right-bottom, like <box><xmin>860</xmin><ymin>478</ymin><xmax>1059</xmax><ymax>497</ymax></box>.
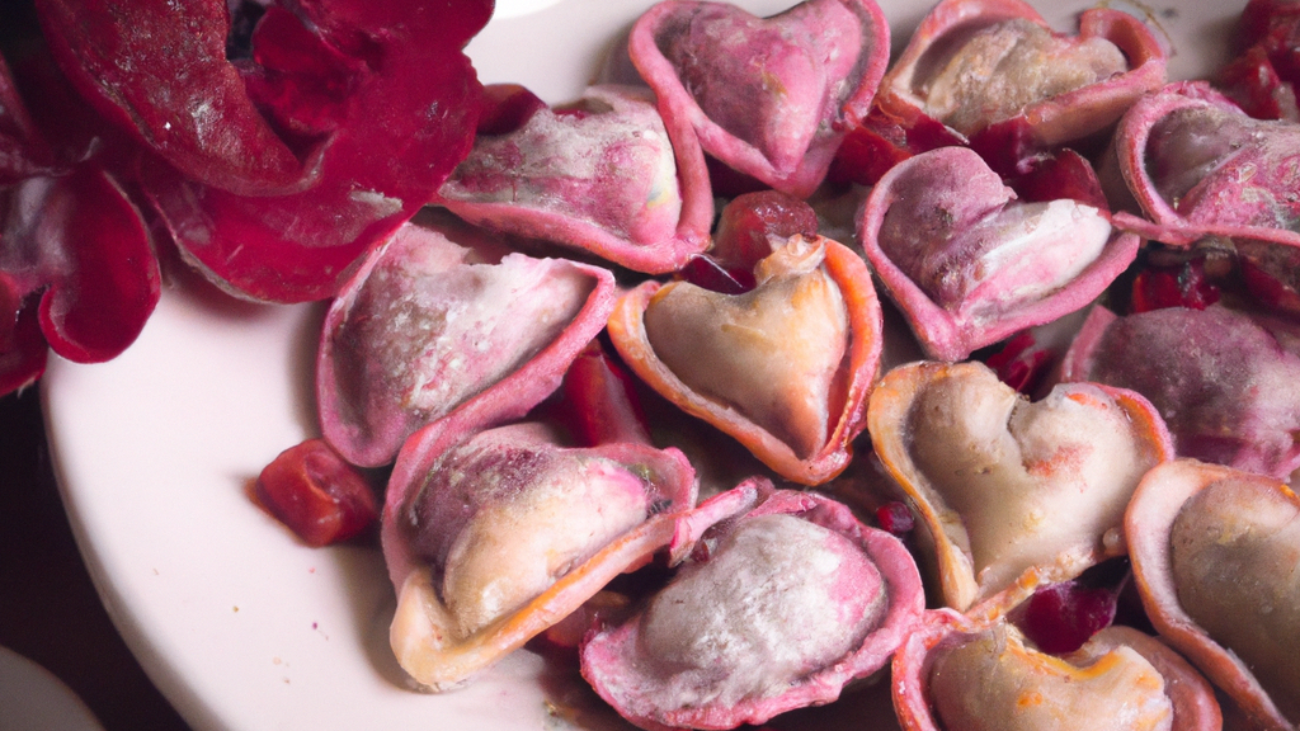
<box><xmin>0</xmin><ymin>645</ymin><xmax>104</xmax><ymax>731</ymax></box>
<box><xmin>42</xmin><ymin>1</ymin><xmax>1232</xmax><ymax>729</ymax></box>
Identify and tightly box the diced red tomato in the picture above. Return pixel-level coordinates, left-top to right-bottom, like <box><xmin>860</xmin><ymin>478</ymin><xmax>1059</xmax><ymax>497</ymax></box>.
<box><xmin>255</xmin><ymin>439</ymin><xmax>378</xmax><ymax>547</ymax></box>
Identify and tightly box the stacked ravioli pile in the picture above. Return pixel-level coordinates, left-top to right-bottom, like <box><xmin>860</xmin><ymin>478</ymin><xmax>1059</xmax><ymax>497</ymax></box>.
<box><xmin>7</xmin><ymin>0</ymin><xmax>1300</xmax><ymax>728</ymax></box>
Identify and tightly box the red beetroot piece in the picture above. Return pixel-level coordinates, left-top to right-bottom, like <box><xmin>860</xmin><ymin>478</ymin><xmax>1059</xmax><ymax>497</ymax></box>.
<box><xmin>1005</xmin><ymin>149</ymin><xmax>1110</xmax><ymax>210</ymax></box>
<box><xmin>255</xmin><ymin>439</ymin><xmax>378</xmax><ymax>547</ymax></box>
<box><xmin>828</xmin><ymin>106</ymin><xmax>964</xmax><ymax>187</ymax></box>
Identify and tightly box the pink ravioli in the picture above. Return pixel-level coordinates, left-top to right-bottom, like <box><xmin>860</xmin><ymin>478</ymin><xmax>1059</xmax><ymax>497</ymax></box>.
<box><xmin>438</xmin><ymin>84</ymin><xmax>713</xmax><ymax>274</ymax></box>
<box><xmin>1126</xmin><ymin>459</ymin><xmax>1300</xmax><ymax>729</ymax></box>
<box><xmin>580</xmin><ymin>488</ymin><xmax>923</xmax><ymax>730</ymax></box>
<box><xmin>1061</xmin><ymin>304</ymin><xmax>1300</xmax><ymax>480</ymax></box>
<box><xmin>608</xmin><ymin>234</ymin><xmax>883</xmax><ymax>486</ymax></box>
<box><xmin>1109</xmin><ymin>81</ymin><xmax>1300</xmax><ymax>249</ymax></box>
<box><xmin>383</xmin><ymin>421</ymin><xmax>699</xmax><ymax>691</ymax></box>
<box><xmin>857</xmin><ymin>146</ymin><xmax>1138</xmax><ymax>361</ymax></box>
<box><xmin>629</xmin><ymin>0</ymin><xmax>890</xmax><ymax>197</ymax></box>
<box><xmin>317</xmin><ymin>213</ymin><xmax>617</xmax><ymax>467</ymax></box>
<box><xmin>892</xmin><ymin>609</ymin><xmax>1221</xmax><ymax>731</ymax></box>
<box><xmin>871</xmin><ymin>0</ymin><xmax>1165</xmax><ymax>173</ymax></box>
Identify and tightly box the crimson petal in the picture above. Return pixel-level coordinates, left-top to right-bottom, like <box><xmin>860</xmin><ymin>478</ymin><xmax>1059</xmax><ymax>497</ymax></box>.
<box><xmin>143</xmin><ymin>0</ymin><xmax>490</xmax><ymax>303</ymax></box>
<box><xmin>0</xmin><ymin>55</ymin><xmax>51</xmax><ymax>185</ymax></box>
<box><xmin>0</xmin><ymin>284</ymin><xmax>47</xmax><ymax>396</ymax></box>
<box><xmin>34</xmin><ymin>0</ymin><xmax>310</xmax><ymax>196</ymax></box>
<box><xmin>32</xmin><ymin>165</ymin><xmax>159</xmax><ymax>363</ymax></box>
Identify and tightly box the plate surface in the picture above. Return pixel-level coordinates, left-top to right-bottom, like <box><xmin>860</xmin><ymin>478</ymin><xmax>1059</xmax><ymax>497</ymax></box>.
<box><xmin>0</xmin><ymin>645</ymin><xmax>105</xmax><ymax>731</ymax></box>
<box><xmin>43</xmin><ymin>1</ymin><xmax>1232</xmax><ymax>729</ymax></box>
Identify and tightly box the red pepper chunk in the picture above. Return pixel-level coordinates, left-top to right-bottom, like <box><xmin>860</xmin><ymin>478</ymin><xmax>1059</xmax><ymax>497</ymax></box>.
<box><xmin>255</xmin><ymin>439</ymin><xmax>378</xmax><ymax>547</ymax></box>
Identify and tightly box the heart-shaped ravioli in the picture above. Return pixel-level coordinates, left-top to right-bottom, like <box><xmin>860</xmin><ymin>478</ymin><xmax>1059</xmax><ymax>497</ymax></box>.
<box><xmin>643</xmin><ymin>244</ymin><xmax>847</xmax><ymax>460</ymax></box>
<box><xmin>872</xmin><ymin>0</ymin><xmax>1165</xmax><ymax>166</ymax></box>
<box><xmin>1127</xmin><ymin>459</ymin><xmax>1300</xmax><ymax>729</ymax></box>
<box><xmin>629</xmin><ymin>0</ymin><xmax>890</xmax><ymax>197</ymax></box>
<box><xmin>1060</xmin><ymin>304</ymin><xmax>1300</xmax><ymax>480</ymax></box>
<box><xmin>383</xmin><ymin>422</ymin><xmax>699</xmax><ymax>691</ymax></box>
<box><xmin>1110</xmin><ymin>82</ymin><xmax>1300</xmax><ymax>249</ymax></box>
<box><xmin>858</xmin><ymin>146</ymin><xmax>1138</xmax><ymax>362</ymax></box>
<box><xmin>931</xmin><ymin>626</ymin><xmax>1172</xmax><ymax>730</ymax></box>
<box><xmin>316</xmin><ymin>214</ymin><xmax>617</xmax><ymax>467</ymax></box>
<box><xmin>437</xmin><ymin>85</ymin><xmax>713</xmax><ymax>274</ymax></box>
<box><xmin>580</xmin><ymin>488</ymin><xmax>924</xmax><ymax>730</ymax></box>
<box><xmin>893</xmin><ymin>610</ymin><xmax>1221</xmax><ymax>731</ymax></box>
<box><xmin>868</xmin><ymin>360</ymin><xmax>1172</xmax><ymax>611</ymax></box>
<box><xmin>608</xmin><ymin>235</ymin><xmax>882</xmax><ymax>485</ymax></box>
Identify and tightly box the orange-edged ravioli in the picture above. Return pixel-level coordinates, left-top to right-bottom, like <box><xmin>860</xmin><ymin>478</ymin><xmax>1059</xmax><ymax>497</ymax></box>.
<box><xmin>608</xmin><ymin>234</ymin><xmax>882</xmax><ymax>485</ymax></box>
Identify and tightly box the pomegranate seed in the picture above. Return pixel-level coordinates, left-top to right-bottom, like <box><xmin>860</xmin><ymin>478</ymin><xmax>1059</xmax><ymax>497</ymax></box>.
<box><xmin>1016</xmin><ymin>580</ymin><xmax>1117</xmax><ymax>655</ymax></box>
<box><xmin>874</xmin><ymin>501</ymin><xmax>915</xmax><ymax>536</ymax></box>
<box><xmin>984</xmin><ymin>331</ymin><xmax>1054</xmax><ymax>395</ymax></box>
<box><xmin>255</xmin><ymin>439</ymin><xmax>378</xmax><ymax>547</ymax></box>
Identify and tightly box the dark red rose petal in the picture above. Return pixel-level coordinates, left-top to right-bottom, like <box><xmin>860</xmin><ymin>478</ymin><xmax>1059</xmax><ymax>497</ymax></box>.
<box><xmin>34</xmin><ymin>0</ymin><xmax>310</xmax><ymax>196</ymax></box>
<box><xmin>241</xmin><ymin>5</ymin><xmax>358</xmax><ymax>142</ymax></box>
<box><xmin>0</xmin><ymin>54</ymin><xmax>51</xmax><ymax>185</ymax></box>
<box><xmin>33</xmin><ymin>165</ymin><xmax>159</xmax><ymax>363</ymax></box>
<box><xmin>143</xmin><ymin>0</ymin><xmax>491</xmax><ymax>302</ymax></box>
<box><xmin>0</xmin><ymin>285</ymin><xmax>47</xmax><ymax>397</ymax></box>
